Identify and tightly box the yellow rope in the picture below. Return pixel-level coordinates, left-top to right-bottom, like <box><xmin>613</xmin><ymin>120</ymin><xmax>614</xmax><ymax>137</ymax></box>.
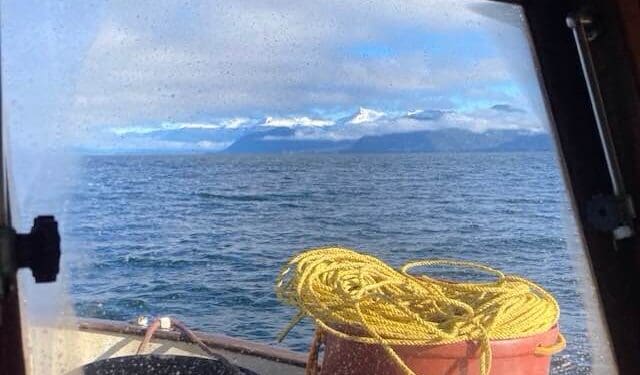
<box><xmin>275</xmin><ymin>247</ymin><xmax>564</xmax><ymax>375</ymax></box>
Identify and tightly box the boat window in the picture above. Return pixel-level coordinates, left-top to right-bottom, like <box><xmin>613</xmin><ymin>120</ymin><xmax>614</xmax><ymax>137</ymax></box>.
<box><xmin>2</xmin><ymin>0</ymin><xmax>615</xmax><ymax>374</ymax></box>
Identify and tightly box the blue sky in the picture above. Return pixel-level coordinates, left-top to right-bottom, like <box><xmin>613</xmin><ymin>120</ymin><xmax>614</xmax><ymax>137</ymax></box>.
<box><xmin>2</xmin><ymin>0</ymin><xmax>547</xmax><ymax>153</ymax></box>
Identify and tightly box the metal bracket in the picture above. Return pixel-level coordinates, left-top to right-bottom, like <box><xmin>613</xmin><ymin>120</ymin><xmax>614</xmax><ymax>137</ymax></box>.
<box><xmin>0</xmin><ymin>216</ymin><xmax>61</xmax><ymax>298</ymax></box>
<box><xmin>586</xmin><ymin>194</ymin><xmax>635</xmax><ymax>239</ymax></box>
<box><xmin>567</xmin><ymin>11</ymin><xmax>636</xmax><ymax>240</ymax></box>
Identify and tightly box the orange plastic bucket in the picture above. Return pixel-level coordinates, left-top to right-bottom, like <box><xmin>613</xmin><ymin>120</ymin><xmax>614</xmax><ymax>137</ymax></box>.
<box><xmin>319</xmin><ymin>325</ymin><xmax>562</xmax><ymax>375</ymax></box>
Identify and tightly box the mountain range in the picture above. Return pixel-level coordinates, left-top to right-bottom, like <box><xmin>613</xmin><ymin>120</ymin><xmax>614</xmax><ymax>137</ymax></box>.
<box><xmin>102</xmin><ymin>106</ymin><xmax>552</xmax><ymax>154</ymax></box>
<box><xmin>225</xmin><ymin>127</ymin><xmax>552</xmax><ymax>153</ymax></box>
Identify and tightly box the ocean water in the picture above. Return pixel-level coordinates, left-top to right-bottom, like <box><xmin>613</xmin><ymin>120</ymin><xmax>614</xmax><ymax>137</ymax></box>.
<box><xmin>66</xmin><ymin>152</ymin><xmax>591</xmax><ymax>373</ymax></box>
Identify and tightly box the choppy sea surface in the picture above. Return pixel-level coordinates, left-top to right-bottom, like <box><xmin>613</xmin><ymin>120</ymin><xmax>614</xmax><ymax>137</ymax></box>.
<box><xmin>67</xmin><ymin>152</ymin><xmax>592</xmax><ymax>373</ymax></box>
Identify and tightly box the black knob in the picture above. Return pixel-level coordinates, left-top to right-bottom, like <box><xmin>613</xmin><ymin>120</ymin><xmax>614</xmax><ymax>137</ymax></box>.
<box><xmin>16</xmin><ymin>215</ymin><xmax>61</xmax><ymax>283</ymax></box>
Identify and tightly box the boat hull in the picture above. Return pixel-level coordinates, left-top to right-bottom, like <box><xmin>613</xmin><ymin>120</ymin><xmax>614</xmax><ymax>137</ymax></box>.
<box><xmin>26</xmin><ymin>318</ymin><xmax>306</xmax><ymax>375</ymax></box>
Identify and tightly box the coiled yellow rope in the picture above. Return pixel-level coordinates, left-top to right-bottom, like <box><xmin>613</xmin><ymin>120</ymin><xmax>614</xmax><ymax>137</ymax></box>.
<box><xmin>276</xmin><ymin>247</ymin><xmax>565</xmax><ymax>375</ymax></box>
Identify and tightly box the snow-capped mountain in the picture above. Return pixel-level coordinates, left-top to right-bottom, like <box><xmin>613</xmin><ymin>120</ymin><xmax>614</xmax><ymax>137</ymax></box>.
<box><xmin>345</xmin><ymin>107</ymin><xmax>386</xmax><ymax>125</ymax></box>
<box><xmin>92</xmin><ymin>104</ymin><xmax>545</xmax><ymax>154</ymax></box>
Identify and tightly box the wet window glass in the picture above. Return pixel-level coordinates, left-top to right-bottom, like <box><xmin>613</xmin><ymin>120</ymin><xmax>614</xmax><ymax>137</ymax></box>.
<box><xmin>2</xmin><ymin>1</ymin><xmax>615</xmax><ymax>374</ymax></box>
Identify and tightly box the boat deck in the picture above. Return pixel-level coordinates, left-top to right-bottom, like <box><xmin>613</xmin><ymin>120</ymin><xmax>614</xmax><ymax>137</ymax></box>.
<box><xmin>26</xmin><ymin>318</ymin><xmax>307</xmax><ymax>375</ymax></box>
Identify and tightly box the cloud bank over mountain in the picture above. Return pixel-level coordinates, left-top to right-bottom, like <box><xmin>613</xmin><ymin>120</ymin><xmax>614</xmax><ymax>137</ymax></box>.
<box><xmin>83</xmin><ymin>104</ymin><xmax>547</xmax><ymax>153</ymax></box>
<box><xmin>4</xmin><ymin>0</ymin><xmax>546</xmax><ymax>155</ymax></box>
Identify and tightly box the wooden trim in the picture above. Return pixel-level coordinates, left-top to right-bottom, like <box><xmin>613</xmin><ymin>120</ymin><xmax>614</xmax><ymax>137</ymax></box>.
<box><xmin>0</xmin><ymin>278</ymin><xmax>26</xmax><ymax>375</ymax></box>
<box><xmin>75</xmin><ymin>317</ymin><xmax>308</xmax><ymax>368</ymax></box>
<box><xmin>0</xmin><ymin>11</ymin><xmax>26</xmax><ymax>374</ymax></box>
<box><xmin>611</xmin><ymin>0</ymin><xmax>640</xmax><ymax>86</ymax></box>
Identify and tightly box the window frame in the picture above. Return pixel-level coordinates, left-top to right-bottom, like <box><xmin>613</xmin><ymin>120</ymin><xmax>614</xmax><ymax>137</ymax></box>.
<box><xmin>2</xmin><ymin>0</ymin><xmax>640</xmax><ymax>373</ymax></box>
<box><xmin>525</xmin><ymin>0</ymin><xmax>640</xmax><ymax>373</ymax></box>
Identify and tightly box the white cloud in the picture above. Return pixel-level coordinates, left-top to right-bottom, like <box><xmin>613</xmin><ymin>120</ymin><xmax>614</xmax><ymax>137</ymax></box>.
<box><xmin>287</xmin><ymin>104</ymin><xmax>541</xmax><ymax>141</ymax></box>
<box><xmin>221</xmin><ymin>118</ymin><xmax>252</xmax><ymax>129</ymax></box>
<box><xmin>110</xmin><ymin>126</ymin><xmax>161</xmax><ymax>135</ymax></box>
<box><xmin>109</xmin><ymin>121</ymin><xmax>223</xmax><ymax>135</ymax></box>
<box><xmin>67</xmin><ymin>0</ymin><xmax>525</xmax><ymax>132</ymax></box>
<box><xmin>263</xmin><ymin>116</ymin><xmax>335</xmax><ymax>128</ymax></box>
<box><xmin>161</xmin><ymin>122</ymin><xmax>222</xmax><ymax>130</ymax></box>
<box><xmin>81</xmin><ymin>135</ymin><xmax>232</xmax><ymax>153</ymax></box>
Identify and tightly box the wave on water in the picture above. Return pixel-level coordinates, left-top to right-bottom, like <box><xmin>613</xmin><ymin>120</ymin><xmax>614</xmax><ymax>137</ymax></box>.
<box><xmin>196</xmin><ymin>191</ymin><xmax>313</xmax><ymax>202</ymax></box>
